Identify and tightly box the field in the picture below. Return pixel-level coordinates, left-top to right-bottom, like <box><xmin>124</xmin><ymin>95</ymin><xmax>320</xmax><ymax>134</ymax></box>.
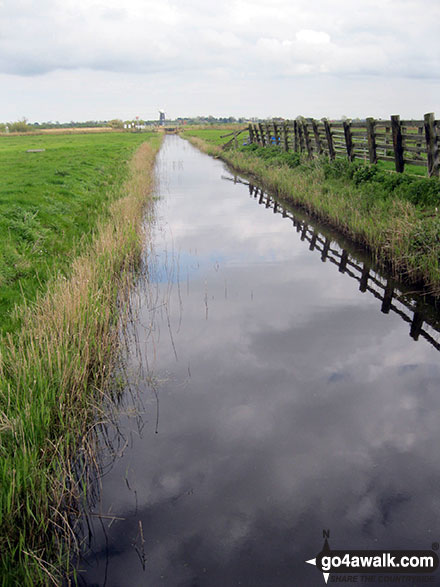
<box><xmin>0</xmin><ymin>132</ymin><xmax>158</xmax><ymax>334</ymax></box>
<box><xmin>182</xmin><ymin>125</ymin><xmax>246</xmax><ymax>147</ymax></box>
<box><xmin>0</xmin><ymin>131</ymin><xmax>161</xmax><ymax>584</ymax></box>
<box><xmin>182</xmin><ymin>127</ymin><xmax>440</xmax><ymax>295</ymax></box>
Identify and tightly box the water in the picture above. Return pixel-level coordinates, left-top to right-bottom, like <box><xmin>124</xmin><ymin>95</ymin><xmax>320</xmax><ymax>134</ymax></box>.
<box><xmin>78</xmin><ymin>136</ymin><xmax>440</xmax><ymax>586</ymax></box>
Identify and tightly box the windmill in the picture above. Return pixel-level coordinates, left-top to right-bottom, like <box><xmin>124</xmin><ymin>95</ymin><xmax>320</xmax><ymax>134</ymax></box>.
<box><xmin>159</xmin><ymin>110</ymin><xmax>165</xmax><ymax>126</ymax></box>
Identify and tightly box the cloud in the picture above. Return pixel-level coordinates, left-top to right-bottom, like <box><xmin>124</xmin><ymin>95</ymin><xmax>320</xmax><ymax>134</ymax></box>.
<box><xmin>295</xmin><ymin>29</ymin><xmax>331</xmax><ymax>44</ymax></box>
<box><xmin>0</xmin><ymin>0</ymin><xmax>439</xmax><ymax>79</ymax></box>
<box><xmin>0</xmin><ymin>0</ymin><xmax>439</xmax><ymax>119</ymax></box>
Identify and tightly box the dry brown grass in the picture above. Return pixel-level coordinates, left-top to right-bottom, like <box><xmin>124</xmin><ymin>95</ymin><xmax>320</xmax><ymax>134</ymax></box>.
<box><xmin>0</xmin><ymin>127</ymin><xmax>123</xmax><ymax>137</ymax></box>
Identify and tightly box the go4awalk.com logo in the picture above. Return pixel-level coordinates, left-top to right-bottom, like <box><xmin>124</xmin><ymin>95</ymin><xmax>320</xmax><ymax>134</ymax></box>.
<box><xmin>306</xmin><ymin>531</ymin><xmax>439</xmax><ymax>584</ymax></box>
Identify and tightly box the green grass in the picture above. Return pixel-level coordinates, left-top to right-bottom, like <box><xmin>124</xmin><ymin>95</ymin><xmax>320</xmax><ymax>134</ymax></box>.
<box><xmin>0</xmin><ymin>133</ymin><xmax>161</xmax><ymax>584</ymax></box>
<box><xmin>183</xmin><ymin>129</ymin><xmax>440</xmax><ymax>296</ymax></box>
<box><xmin>182</xmin><ymin>126</ymin><xmax>246</xmax><ymax>148</ymax></box>
<box><xmin>376</xmin><ymin>159</ymin><xmax>428</xmax><ymax>177</ymax></box>
<box><xmin>0</xmin><ymin>132</ymin><xmax>159</xmax><ymax>334</ymax></box>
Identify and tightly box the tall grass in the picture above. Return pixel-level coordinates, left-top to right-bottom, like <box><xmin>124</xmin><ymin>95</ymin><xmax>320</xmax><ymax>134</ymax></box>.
<box><xmin>0</xmin><ymin>139</ymin><xmax>161</xmax><ymax>584</ymax></box>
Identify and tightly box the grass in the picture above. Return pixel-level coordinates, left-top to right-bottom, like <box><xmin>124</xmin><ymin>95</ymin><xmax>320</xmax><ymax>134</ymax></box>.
<box><xmin>181</xmin><ymin>125</ymin><xmax>245</xmax><ymax>148</ymax></box>
<box><xmin>0</xmin><ymin>132</ymin><xmax>158</xmax><ymax>335</ymax></box>
<box><xmin>182</xmin><ymin>128</ymin><xmax>440</xmax><ymax>296</ymax></box>
<box><xmin>0</xmin><ymin>132</ymin><xmax>161</xmax><ymax>584</ymax></box>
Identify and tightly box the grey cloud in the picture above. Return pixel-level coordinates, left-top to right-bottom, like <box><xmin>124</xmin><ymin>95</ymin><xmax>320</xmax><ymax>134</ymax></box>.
<box><xmin>0</xmin><ymin>0</ymin><xmax>439</xmax><ymax>80</ymax></box>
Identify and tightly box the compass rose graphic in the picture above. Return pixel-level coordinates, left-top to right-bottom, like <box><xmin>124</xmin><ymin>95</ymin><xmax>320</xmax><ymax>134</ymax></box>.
<box><xmin>306</xmin><ymin>537</ymin><xmax>331</xmax><ymax>584</ymax></box>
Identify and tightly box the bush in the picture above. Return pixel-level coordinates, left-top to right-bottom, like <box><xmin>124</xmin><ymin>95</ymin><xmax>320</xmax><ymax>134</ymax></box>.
<box><xmin>322</xmin><ymin>158</ymin><xmax>440</xmax><ymax>208</ymax></box>
<box><xmin>241</xmin><ymin>145</ymin><xmax>440</xmax><ymax>210</ymax></box>
<box><xmin>240</xmin><ymin>144</ymin><xmax>301</xmax><ymax>169</ymax></box>
<box><xmin>7</xmin><ymin>118</ymin><xmax>33</xmax><ymax>133</ymax></box>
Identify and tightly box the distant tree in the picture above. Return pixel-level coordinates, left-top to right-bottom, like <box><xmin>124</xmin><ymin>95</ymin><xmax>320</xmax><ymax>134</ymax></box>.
<box><xmin>107</xmin><ymin>119</ymin><xmax>124</xmax><ymax>129</ymax></box>
<box><xmin>8</xmin><ymin>117</ymin><xmax>33</xmax><ymax>132</ymax></box>
<box><xmin>0</xmin><ymin>123</ymin><xmax>6</xmax><ymax>132</ymax></box>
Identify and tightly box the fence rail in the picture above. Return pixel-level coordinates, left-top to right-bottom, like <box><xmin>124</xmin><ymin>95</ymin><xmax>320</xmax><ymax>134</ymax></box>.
<box><xmin>248</xmin><ymin>113</ymin><xmax>439</xmax><ymax>177</ymax></box>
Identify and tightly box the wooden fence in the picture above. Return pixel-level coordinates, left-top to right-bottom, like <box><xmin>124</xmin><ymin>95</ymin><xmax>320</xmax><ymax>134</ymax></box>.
<box><xmin>248</xmin><ymin>113</ymin><xmax>440</xmax><ymax>177</ymax></box>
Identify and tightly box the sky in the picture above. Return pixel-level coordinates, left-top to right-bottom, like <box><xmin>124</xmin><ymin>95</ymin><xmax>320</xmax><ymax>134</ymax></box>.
<box><xmin>0</xmin><ymin>0</ymin><xmax>439</xmax><ymax>122</ymax></box>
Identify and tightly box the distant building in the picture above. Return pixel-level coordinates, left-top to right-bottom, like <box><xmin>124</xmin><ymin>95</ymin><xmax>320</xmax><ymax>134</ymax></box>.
<box><xmin>159</xmin><ymin>110</ymin><xmax>165</xmax><ymax>126</ymax></box>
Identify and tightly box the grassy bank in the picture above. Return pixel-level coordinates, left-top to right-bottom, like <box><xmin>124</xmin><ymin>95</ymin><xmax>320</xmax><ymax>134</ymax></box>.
<box><xmin>0</xmin><ymin>133</ymin><xmax>161</xmax><ymax>584</ymax></box>
<box><xmin>0</xmin><ymin>132</ymin><xmax>157</xmax><ymax>334</ymax></box>
<box><xmin>182</xmin><ymin>128</ymin><xmax>440</xmax><ymax>296</ymax></box>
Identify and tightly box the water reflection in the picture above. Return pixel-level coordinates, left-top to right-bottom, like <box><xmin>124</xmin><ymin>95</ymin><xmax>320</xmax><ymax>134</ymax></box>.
<box><xmin>240</xmin><ymin>180</ymin><xmax>440</xmax><ymax>352</ymax></box>
<box><xmin>78</xmin><ymin>136</ymin><xmax>440</xmax><ymax>586</ymax></box>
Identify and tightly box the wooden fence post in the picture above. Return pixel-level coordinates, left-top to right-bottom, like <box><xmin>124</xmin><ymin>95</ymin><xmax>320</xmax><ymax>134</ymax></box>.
<box><xmin>366</xmin><ymin>117</ymin><xmax>377</xmax><ymax>164</ymax></box>
<box><xmin>297</xmin><ymin>121</ymin><xmax>305</xmax><ymax>153</ymax></box>
<box><xmin>323</xmin><ymin>119</ymin><xmax>335</xmax><ymax>160</ymax></box>
<box><xmin>343</xmin><ymin>120</ymin><xmax>355</xmax><ymax>162</ymax></box>
<box><xmin>258</xmin><ymin>123</ymin><xmax>265</xmax><ymax>146</ymax></box>
<box><xmin>273</xmin><ymin>122</ymin><xmax>280</xmax><ymax>146</ymax></box>
<box><xmin>302</xmin><ymin>121</ymin><xmax>313</xmax><ymax>158</ymax></box>
<box><xmin>248</xmin><ymin>124</ymin><xmax>254</xmax><ymax>144</ymax></box>
<box><xmin>250</xmin><ymin>124</ymin><xmax>256</xmax><ymax>144</ymax></box>
<box><xmin>283</xmin><ymin>121</ymin><xmax>289</xmax><ymax>151</ymax></box>
<box><xmin>254</xmin><ymin>124</ymin><xmax>262</xmax><ymax>145</ymax></box>
<box><xmin>265</xmin><ymin>123</ymin><xmax>271</xmax><ymax>146</ymax></box>
<box><xmin>311</xmin><ymin>119</ymin><xmax>323</xmax><ymax>155</ymax></box>
<box><xmin>293</xmin><ymin>120</ymin><xmax>299</xmax><ymax>152</ymax></box>
<box><xmin>424</xmin><ymin>112</ymin><xmax>439</xmax><ymax>177</ymax></box>
<box><xmin>391</xmin><ymin>115</ymin><xmax>404</xmax><ymax>173</ymax></box>
<box><xmin>416</xmin><ymin>126</ymin><xmax>424</xmax><ymax>160</ymax></box>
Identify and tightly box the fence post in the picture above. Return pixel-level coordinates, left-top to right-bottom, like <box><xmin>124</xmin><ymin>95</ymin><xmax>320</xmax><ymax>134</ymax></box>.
<box><xmin>391</xmin><ymin>115</ymin><xmax>404</xmax><ymax>173</ymax></box>
<box><xmin>293</xmin><ymin>120</ymin><xmax>299</xmax><ymax>152</ymax></box>
<box><xmin>283</xmin><ymin>121</ymin><xmax>289</xmax><ymax>151</ymax></box>
<box><xmin>248</xmin><ymin>124</ymin><xmax>254</xmax><ymax>144</ymax></box>
<box><xmin>311</xmin><ymin>119</ymin><xmax>323</xmax><ymax>155</ymax></box>
<box><xmin>258</xmin><ymin>123</ymin><xmax>265</xmax><ymax>146</ymax></box>
<box><xmin>366</xmin><ymin>117</ymin><xmax>377</xmax><ymax>164</ymax></box>
<box><xmin>424</xmin><ymin>112</ymin><xmax>439</xmax><ymax>177</ymax></box>
<box><xmin>273</xmin><ymin>122</ymin><xmax>280</xmax><ymax>146</ymax></box>
<box><xmin>416</xmin><ymin>126</ymin><xmax>424</xmax><ymax>160</ymax></box>
<box><xmin>254</xmin><ymin>124</ymin><xmax>261</xmax><ymax>145</ymax></box>
<box><xmin>265</xmin><ymin>122</ymin><xmax>271</xmax><ymax>146</ymax></box>
<box><xmin>297</xmin><ymin>121</ymin><xmax>305</xmax><ymax>153</ymax></box>
<box><xmin>302</xmin><ymin>121</ymin><xmax>313</xmax><ymax>158</ymax></box>
<box><xmin>323</xmin><ymin>119</ymin><xmax>335</xmax><ymax>160</ymax></box>
<box><xmin>343</xmin><ymin>120</ymin><xmax>355</xmax><ymax>162</ymax></box>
